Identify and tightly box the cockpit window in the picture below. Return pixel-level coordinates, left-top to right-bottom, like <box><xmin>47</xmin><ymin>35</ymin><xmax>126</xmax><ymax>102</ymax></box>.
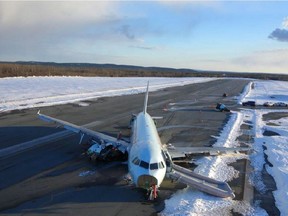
<box><xmin>159</xmin><ymin>161</ymin><xmax>165</xmax><ymax>169</ymax></box>
<box><xmin>139</xmin><ymin>160</ymin><xmax>149</xmax><ymax>169</ymax></box>
<box><xmin>133</xmin><ymin>157</ymin><xmax>165</xmax><ymax>170</ymax></box>
<box><xmin>150</xmin><ymin>163</ymin><xmax>158</xmax><ymax>170</ymax></box>
<box><xmin>132</xmin><ymin>157</ymin><xmax>140</xmax><ymax>165</ymax></box>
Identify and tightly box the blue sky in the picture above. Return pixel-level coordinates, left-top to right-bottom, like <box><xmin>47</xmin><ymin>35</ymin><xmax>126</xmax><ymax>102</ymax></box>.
<box><xmin>0</xmin><ymin>1</ymin><xmax>288</xmax><ymax>74</ymax></box>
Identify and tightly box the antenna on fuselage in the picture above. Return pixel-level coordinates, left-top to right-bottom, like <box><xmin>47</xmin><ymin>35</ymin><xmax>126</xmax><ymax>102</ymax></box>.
<box><xmin>143</xmin><ymin>81</ymin><xmax>149</xmax><ymax>114</ymax></box>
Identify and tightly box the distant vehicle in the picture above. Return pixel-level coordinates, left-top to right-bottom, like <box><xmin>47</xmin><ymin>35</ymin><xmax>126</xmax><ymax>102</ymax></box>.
<box><xmin>263</xmin><ymin>102</ymin><xmax>274</xmax><ymax>107</ymax></box>
<box><xmin>273</xmin><ymin>102</ymin><xmax>287</xmax><ymax>107</ymax></box>
<box><xmin>223</xmin><ymin>93</ymin><xmax>228</xmax><ymax>97</ymax></box>
<box><xmin>242</xmin><ymin>101</ymin><xmax>255</xmax><ymax>106</ymax></box>
<box><xmin>216</xmin><ymin>103</ymin><xmax>230</xmax><ymax>112</ymax></box>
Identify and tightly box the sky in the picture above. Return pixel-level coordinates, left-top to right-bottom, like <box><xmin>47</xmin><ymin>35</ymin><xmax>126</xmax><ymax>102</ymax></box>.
<box><xmin>0</xmin><ymin>1</ymin><xmax>288</xmax><ymax>74</ymax></box>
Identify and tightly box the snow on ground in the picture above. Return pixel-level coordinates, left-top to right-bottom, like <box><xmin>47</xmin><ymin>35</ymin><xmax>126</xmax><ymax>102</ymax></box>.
<box><xmin>163</xmin><ymin>79</ymin><xmax>288</xmax><ymax>216</ymax></box>
<box><xmin>239</xmin><ymin>79</ymin><xmax>288</xmax><ymax>215</ymax></box>
<box><xmin>253</xmin><ymin>110</ymin><xmax>288</xmax><ymax>215</ymax></box>
<box><xmin>238</xmin><ymin>81</ymin><xmax>254</xmax><ymax>104</ymax></box>
<box><xmin>163</xmin><ymin>188</ymin><xmax>266</xmax><ymax>216</ymax></box>
<box><xmin>195</xmin><ymin>112</ymin><xmax>247</xmax><ymax>182</ymax></box>
<box><xmin>246</xmin><ymin>110</ymin><xmax>268</xmax><ymax>195</ymax></box>
<box><xmin>239</xmin><ymin>80</ymin><xmax>288</xmax><ymax>105</ymax></box>
<box><xmin>0</xmin><ymin>76</ymin><xmax>216</xmax><ymax>112</ymax></box>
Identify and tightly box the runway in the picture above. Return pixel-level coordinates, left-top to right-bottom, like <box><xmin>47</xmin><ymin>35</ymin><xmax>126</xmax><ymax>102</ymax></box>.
<box><xmin>0</xmin><ymin>79</ymin><xmax>249</xmax><ymax>215</ymax></box>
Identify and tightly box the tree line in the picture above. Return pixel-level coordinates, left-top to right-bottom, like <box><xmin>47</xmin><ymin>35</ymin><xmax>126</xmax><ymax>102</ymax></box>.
<box><xmin>0</xmin><ymin>62</ymin><xmax>193</xmax><ymax>78</ymax></box>
<box><xmin>0</xmin><ymin>62</ymin><xmax>287</xmax><ymax>81</ymax></box>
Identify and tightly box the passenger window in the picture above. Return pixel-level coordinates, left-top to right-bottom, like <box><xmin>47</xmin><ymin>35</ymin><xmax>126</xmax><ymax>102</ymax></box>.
<box><xmin>150</xmin><ymin>163</ymin><xmax>158</xmax><ymax>170</ymax></box>
<box><xmin>139</xmin><ymin>160</ymin><xmax>149</xmax><ymax>169</ymax></box>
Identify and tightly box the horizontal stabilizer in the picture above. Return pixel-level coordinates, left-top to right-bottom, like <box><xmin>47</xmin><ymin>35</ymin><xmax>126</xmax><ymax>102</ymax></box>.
<box><xmin>152</xmin><ymin>116</ymin><xmax>163</xmax><ymax>120</ymax></box>
<box><xmin>168</xmin><ymin>146</ymin><xmax>251</xmax><ymax>159</ymax></box>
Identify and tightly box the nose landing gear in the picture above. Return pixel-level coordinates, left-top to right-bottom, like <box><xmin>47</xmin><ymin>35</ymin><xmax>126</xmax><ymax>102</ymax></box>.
<box><xmin>147</xmin><ymin>185</ymin><xmax>158</xmax><ymax>200</ymax></box>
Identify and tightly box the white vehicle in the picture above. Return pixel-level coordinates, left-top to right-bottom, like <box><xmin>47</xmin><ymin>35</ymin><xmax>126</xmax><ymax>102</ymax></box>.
<box><xmin>38</xmin><ymin>82</ymin><xmax>249</xmax><ymax>200</ymax></box>
<box><xmin>263</xmin><ymin>102</ymin><xmax>274</xmax><ymax>107</ymax></box>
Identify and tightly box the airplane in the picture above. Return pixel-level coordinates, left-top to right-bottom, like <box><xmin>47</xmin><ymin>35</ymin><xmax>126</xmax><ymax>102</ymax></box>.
<box><xmin>38</xmin><ymin>82</ymin><xmax>250</xmax><ymax>200</ymax></box>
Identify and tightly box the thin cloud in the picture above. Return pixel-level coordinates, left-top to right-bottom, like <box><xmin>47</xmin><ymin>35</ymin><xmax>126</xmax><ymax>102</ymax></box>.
<box><xmin>0</xmin><ymin>1</ymin><xmax>122</xmax><ymax>61</ymax></box>
<box><xmin>130</xmin><ymin>45</ymin><xmax>164</xmax><ymax>50</ymax></box>
<box><xmin>232</xmin><ymin>49</ymin><xmax>288</xmax><ymax>70</ymax></box>
<box><xmin>0</xmin><ymin>1</ymin><xmax>119</xmax><ymax>41</ymax></box>
<box><xmin>0</xmin><ymin>2</ymin><xmax>114</xmax><ymax>27</ymax></box>
<box><xmin>118</xmin><ymin>25</ymin><xmax>135</xmax><ymax>40</ymax></box>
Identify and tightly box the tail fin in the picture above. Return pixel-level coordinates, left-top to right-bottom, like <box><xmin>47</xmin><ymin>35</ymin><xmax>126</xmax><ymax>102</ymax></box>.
<box><xmin>143</xmin><ymin>81</ymin><xmax>149</xmax><ymax>114</ymax></box>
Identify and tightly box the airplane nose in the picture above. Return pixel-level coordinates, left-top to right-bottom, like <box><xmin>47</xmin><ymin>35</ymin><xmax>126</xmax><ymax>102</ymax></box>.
<box><xmin>137</xmin><ymin>174</ymin><xmax>158</xmax><ymax>189</ymax></box>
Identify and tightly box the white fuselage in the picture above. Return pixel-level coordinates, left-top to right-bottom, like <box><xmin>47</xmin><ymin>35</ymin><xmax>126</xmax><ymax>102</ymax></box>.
<box><xmin>128</xmin><ymin>112</ymin><xmax>166</xmax><ymax>189</ymax></box>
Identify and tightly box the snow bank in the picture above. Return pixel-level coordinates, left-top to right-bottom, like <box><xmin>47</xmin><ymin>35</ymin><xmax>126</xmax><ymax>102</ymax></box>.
<box><xmin>162</xmin><ymin>188</ymin><xmax>266</xmax><ymax>216</ymax></box>
<box><xmin>195</xmin><ymin>112</ymin><xmax>247</xmax><ymax>182</ymax></box>
<box><xmin>241</xmin><ymin>80</ymin><xmax>288</xmax><ymax>215</ymax></box>
<box><xmin>257</xmin><ymin>110</ymin><xmax>288</xmax><ymax>215</ymax></box>
<box><xmin>238</xmin><ymin>81</ymin><xmax>253</xmax><ymax>104</ymax></box>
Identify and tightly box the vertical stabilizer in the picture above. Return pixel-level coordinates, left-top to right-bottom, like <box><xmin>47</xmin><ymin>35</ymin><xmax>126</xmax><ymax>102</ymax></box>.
<box><xmin>143</xmin><ymin>81</ymin><xmax>149</xmax><ymax>114</ymax></box>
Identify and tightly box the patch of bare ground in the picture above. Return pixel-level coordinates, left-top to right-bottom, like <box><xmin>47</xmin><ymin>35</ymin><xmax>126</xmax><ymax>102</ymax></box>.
<box><xmin>262</xmin><ymin>112</ymin><xmax>288</xmax><ymax>122</ymax></box>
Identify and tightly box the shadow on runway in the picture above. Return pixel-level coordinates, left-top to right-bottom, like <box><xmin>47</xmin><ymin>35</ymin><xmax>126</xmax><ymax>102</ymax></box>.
<box><xmin>1</xmin><ymin>162</ymin><xmax>166</xmax><ymax>215</ymax></box>
<box><xmin>2</xmin><ymin>185</ymin><xmax>154</xmax><ymax>215</ymax></box>
<box><xmin>0</xmin><ymin>126</ymin><xmax>64</xmax><ymax>148</ymax></box>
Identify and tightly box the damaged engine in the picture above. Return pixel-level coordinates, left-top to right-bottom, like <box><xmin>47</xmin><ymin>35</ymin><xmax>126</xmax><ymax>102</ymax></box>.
<box><xmin>86</xmin><ymin>140</ymin><xmax>128</xmax><ymax>162</ymax></box>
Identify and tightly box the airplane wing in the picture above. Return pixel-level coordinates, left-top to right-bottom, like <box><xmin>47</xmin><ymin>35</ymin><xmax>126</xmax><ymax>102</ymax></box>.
<box><xmin>37</xmin><ymin>111</ymin><xmax>129</xmax><ymax>147</ymax></box>
<box><xmin>166</xmin><ymin>145</ymin><xmax>251</xmax><ymax>159</ymax></box>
